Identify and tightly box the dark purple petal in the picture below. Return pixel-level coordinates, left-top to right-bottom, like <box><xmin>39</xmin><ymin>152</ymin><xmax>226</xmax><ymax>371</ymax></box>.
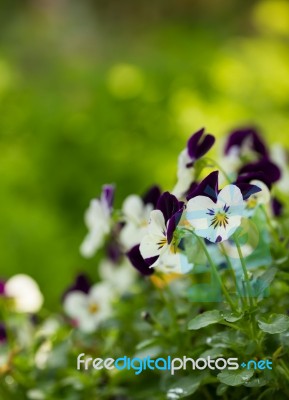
<box><xmin>142</xmin><ymin>185</ymin><xmax>161</xmax><ymax>208</ymax></box>
<box><xmin>187</xmin><ymin>128</ymin><xmax>215</xmax><ymax>161</ymax></box>
<box><xmin>272</xmin><ymin>197</ymin><xmax>283</xmax><ymax>217</ymax></box>
<box><xmin>234</xmin><ymin>182</ymin><xmax>262</xmax><ymax>200</ymax></box>
<box><xmin>106</xmin><ymin>241</ymin><xmax>122</xmax><ymax>263</ymax></box>
<box><xmin>126</xmin><ymin>245</ymin><xmax>155</xmax><ymax>276</ymax></box>
<box><xmin>236</xmin><ymin>171</ymin><xmax>272</xmax><ymax>190</ymax></box>
<box><xmin>62</xmin><ymin>274</ymin><xmax>91</xmax><ymax>301</ymax></box>
<box><xmin>225</xmin><ymin>127</ymin><xmax>268</xmax><ymax>157</ymax></box>
<box><xmin>0</xmin><ymin>323</ymin><xmax>7</xmax><ymax>343</ymax></box>
<box><xmin>101</xmin><ymin>184</ymin><xmax>115</xmax><ymax>210</ymax></box>
<box><xmin>0</xmin><ymin>280</ymin><xmax>5</xmax><ymax>296</ymax></box>
<box><xmin>167</xmin><ymin>211</ymin><xmax>183</xmax><ymax>244</ymax></box>
<box><xmin>156</xmin><ymin>192</ymin><xmax>184</xmax><ymax>223</ymax></box>
<box><xmin>187</xmin><ymin>171</ymin><xmax>219</xmax><ymax>202</ymax></box>
<box><xmin>239</xmin><ymin>159</ymin><xmax>281</xmax><ymax>185</ymax></box>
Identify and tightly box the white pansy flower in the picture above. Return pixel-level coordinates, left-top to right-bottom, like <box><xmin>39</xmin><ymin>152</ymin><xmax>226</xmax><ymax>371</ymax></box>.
<box><xmin>119</xmin><ymin>195</ymin><xmax>153</xmax><ymax>250</ymax></box>
<box><xmin>80</xmin><ymin>185</ymin><xmax>114</xmax><ymax>258</ymax></box>
<box><xmin>244</xmin><ymin>179</ymin><xmax>270</xmax><ymax>217</ymax></box>
<box><xmin>99</xmin><ymin>258</ymin><xmax>136</xmax><ymax>295</ymax></box>
<box><xmin>186</xmin><ymin>185</ymin><xmax>244</xmax><ymax>243</ymax></box>
<box><xmin>271</xmin><ymin>144</ymin><xmax>289</xmax><ymax>193</ymax></box>
<box><xmin>5</xmin><ymin>274</ymin><xmax>44</xmax><ymax>313</ymax></box>
<box><xmin>140</xmin><ymin>210</ymin><xmax>193</xmax><ymax>274</ymax></box>
<box><xmin>63</xmin><ymin>282</ymin><xmax>112</xmax><ymax>333</ymax></box>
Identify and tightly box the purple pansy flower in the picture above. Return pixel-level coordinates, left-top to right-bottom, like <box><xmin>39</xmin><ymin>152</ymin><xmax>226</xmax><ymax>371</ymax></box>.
<box><xmin>225</xmin><ymin>127</ymin><xmax>269</xmax><ymax>158</ymax></box>
<box><xmin>239</xmin><ymin>159</ymin><xmax>281</xmax><ymax>186</ymax></box>
<box><xmin>80</xmin><ymin>184</ymin><xmax>115</xmax><ymax>258</ymax></box>
<box><xmin>173</xmin><ymin>128</ymin><xmax>215</xmax><ymax>198</ymax></box>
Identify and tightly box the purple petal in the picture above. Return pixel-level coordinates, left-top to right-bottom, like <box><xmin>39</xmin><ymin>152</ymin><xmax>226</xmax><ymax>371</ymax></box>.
<box><xmin>234</xmin><ymin>182</ymin><xmax>261</xmax><ymax>200</ymax></box>
<box><xmin>0</xmin><ymin>280</ymin><xmax>5</xmax><ymax>296</ymax></box>
<box><xmin>195</xmin><ymin>134</ymin><xmax>216</xmax><ymax>159</ymax></box>
<box><xmin>236</xmin><ymin>171</ymin><xmax>272</xmax><ymax>190</ymax></box>
<box><xmin>225</xmin><ymin>127</ymin><xmax>268</xmax><ymax>157</ymax></box>
<box><xmin>101</xmin><ymin>184</ymin><xmax>115</xmax><ymax>210</ymax></box>
<box><xmin>0</xmin><ymin>323</ymin><xmax>7</xmax><ymax>343</ymax></box>
<box><xmin>187</xmin><ymin>128</ymin><xmax>215</xmax><ymax>161</ymax></box>
<box><xmin>167</xmin><ymin>211</ymin><xmax>183</xmax><ymax>244</ymax></box>
<box><xmin>187</xmin><ymin>171</ymin><xmax>219</xmax><ymax>202</ymax></box>
<box><xmin>142</xmin><ymin>185</ymin><xmax>161</xmax><ymax>208</ymax></box>
<box><xmin>156</xmin><ymin>192</ymin><xmax>184</xmax><ymax>223</ymax></box>
<box><xmin>187</xmin><ymin>128</ymin><xmax>205</xmax><ymax>159</ymax></box>
<box><xmin>106</xmin><ymin>240</ymin><xmax>122</xmax><ymax>263</ymax></box>
<box><xmin>126</xmin><ymin>245</ymin><xmax>155</xmax><ymax>276</ymax></box>
<box><xmin>62</xmin><ymin>274</ymin><xmax>91</xmax><ymax>301</ymax></box>
<box><xmin>272</xmin><ymin>197</ymin><xmax>283</xmax><ymax>217</ymax></box>
<box><xmin>239</xmin><ymin>159</ymin><xmax>281</xmax><ymax>185</ymax></box>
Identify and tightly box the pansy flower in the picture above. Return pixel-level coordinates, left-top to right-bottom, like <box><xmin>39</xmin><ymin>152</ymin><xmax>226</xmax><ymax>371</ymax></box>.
<box><xmin>137</xmin><ymin>192</ymin><xmax>192</xmax><ymax>273</ymax></box>
<box><xmin>119</xmin><ymin>186</ymin><xmax>161</xmax><ymax>250</ymax></box>
<box><xmin>99</xmin><ymin>258</ymin><xmax>137</xmax><ymax>295</ymax></box>
<box><xmin>235</xmin><ymin>172</ymin><xmax>271</xmax><ymax>217</ymax></box>
<box><xmin>5</xmin><ymin>274</ymin><xmax>44</xmax><ymax>313</ymax></box>
<box><xmin>173</xmin><ymin>128</ymin><xmax>215</xmax><ymax>198</ymax></box>
<box><xmin>63</xmin><ymin>282</ymin><xmax>112</xmax><ymax>333</ymax></box>
<box><xmin>62</xmin><ymin>274</ymin><xmax>91</xmax><ymax>301</ymax></box>
<box><xmin>80</xmin><ymin>184</ymin><xmax>115</xmax><ymax>258</ymax></box>
<box><xmin>186</xmin><ymin>171</ymin><xmax>261</xmax><ymax>243</ymax></box>
<box><xmin>224</xmin><ymin>127</ymin><xmax>269</xmax><ymax>158</ymax></box>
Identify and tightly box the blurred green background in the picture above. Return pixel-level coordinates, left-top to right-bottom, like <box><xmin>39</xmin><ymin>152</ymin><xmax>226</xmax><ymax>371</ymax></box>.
<box><xmin>1</xmin><ymin>0</ymin><xmax>289</xmax><ymax>308</ymax></box>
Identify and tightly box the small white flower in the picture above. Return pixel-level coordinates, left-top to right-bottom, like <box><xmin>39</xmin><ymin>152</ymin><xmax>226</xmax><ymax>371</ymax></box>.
<box><xmin>80</xmin><ymin>185</ymin><xmax>114</xmax><ymax>258</ymax></box>
<box><xmin>172</xmin><ymin>149</ymin><xmax>195</xmax><ymax>199</ymax></box>
<box><xmin>140</xmin><ymin>210</ymin><xmax>193</xmax><ymax>273</ymax></box>
<box><xmin>119</xmin><ymin>195</ymin><xmax>153</xmax><ymax>250</ymax></box>
<box><xmin>186</xmin><ymin>184</ymin><xmax>244</xmax><ymax>243</ymax></box>
<box><xmin>63</xmin><ymin>282</ymin><xmax>112</xmax><ymax>333</ymax></box>
<box><xmin>244</xmin><ymin>179</ymin><xmax>270</xmax><ymax>217</ymax></box>
<box><xmin>99</xmin><ymin>258</ymin><xmax>136</xmax><ymax>295</ymax></box>
<box><xmin>5</xmin><ymin>274</ymin><xmax>44</xmax><ymax>313</ymax></box>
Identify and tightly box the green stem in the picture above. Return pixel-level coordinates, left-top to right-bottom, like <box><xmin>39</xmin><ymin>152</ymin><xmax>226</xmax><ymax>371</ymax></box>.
<box><xmin>204</xmin><ymin>157</ymin><xmax>232</xmax><ymax>184</ymax></box>
<box><xmin>194</xmin><ymin>234</ymin><xmax>237</xmax><ymax>311</ymax></box>
<box><xmin>219</xmin><ymin>243</ymin><xmax>245</xmax><ymax>309</ymax></box>
<box><xmin>233</xmin><ymin>233</ymin><xmax>255</xmax><ymax>309</ymax></box>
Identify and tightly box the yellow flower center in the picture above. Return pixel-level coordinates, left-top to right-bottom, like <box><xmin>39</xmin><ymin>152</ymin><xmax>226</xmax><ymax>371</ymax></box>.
<box><xmin>210</xmin><ymin>212</ymin><xmax>229</xmax><ymax>229</ymax></box>
<box><xmin>246</xmin><ymin>196</ymin><xmax>258</xmax><ymax>209</ymax></box>
<box><xmin>88</xmin><ymin>303</ymin><xmax>99</xmax><ymax>314</ymax></box>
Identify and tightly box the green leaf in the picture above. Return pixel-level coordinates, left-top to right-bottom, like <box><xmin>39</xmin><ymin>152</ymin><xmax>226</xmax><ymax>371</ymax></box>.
<box><xmin>217</xmin><ymin>369</ymin><xmax>254</xmax><ymax>386</ymax></box>
<box><xmin>222</xmin><ymin>311</ymin><xmax>243</xmax><ymax>322</ymax></box>
<box><xmin>188</xmin><ymin>310</ymin><xmax>222</xmax><ymax>330</ymax></box>
<box><xmin>258</xmin><ymin>314</ymin><xmax>289</xmax><ymax>334</ymax></box>
<box><xmin>253</xmin><ymin>267</ymin><xmax>277</xmax><ymax>298</ymax></box>
<box><xmin>167</xmin><ymin>376</ymin><xmax>201</xmax><ymax>399</ymax></box>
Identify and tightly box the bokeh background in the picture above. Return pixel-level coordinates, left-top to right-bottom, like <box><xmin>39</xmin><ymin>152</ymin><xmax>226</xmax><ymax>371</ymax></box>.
<box><xmin>1</xmin><ymin>0</ymin><xmax>289</xmax><ymax>308</ymax></box>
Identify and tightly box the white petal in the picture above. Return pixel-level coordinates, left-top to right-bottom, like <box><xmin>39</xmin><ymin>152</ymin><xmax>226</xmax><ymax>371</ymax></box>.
<box><xmin>154</xmin><ymin>246</ymin><xmax>193</xmax><ymax>274</ymax></box>
<box><xmin>250</xmin><ymin>180</ymin><xmax>270</xmax><ymax>205</ymax></box>
<box><xmin>63</xmin><ymin>291</ymin><xmax>88</xmax><ymax>319</ymax></box>
<box><xmin>139</xmin><ymin>233</ymin><xmax>164</xmax><ymax>259</ymax></box>
<box><xmin>186</xmin><ymin>195</ymin><xmax>216</xmax><ymax>232</ymax></box>
<box><xmin>6</xmin><ymin>274</ymin><xmax>44</xmax><ymax>313</ymax></box>
<box><xmin>80</xmin><ymin>228</ymin><xmax>106</xmax><ymax>258</ymax></box>
<box><xmin>217</xmin><ymin>185</ymin><xmax>243</xmax><ymax>209</ymax></box>
<box><xmin>119</xmin><ymin>222</ymin><xmax>147</xmax><ymax>250</ymax></box>
<box><xmin>148</xmin><ymin>210</ymin><xmax>166</xmax><ymax>236</ymax></box>
<box><xmin>99</xmin><ymin>259</ymin><xmax>136</xmax><ymax>295</ymax></box>
<box><xmin>89</xmin><ymin>282</ymin><xmax>113</xmax><ymax>316</ymax></box>
<box><xmin>122</xmin><ymin>195</ymin><xmax>146</xmax><ymax>223</ymax></box>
